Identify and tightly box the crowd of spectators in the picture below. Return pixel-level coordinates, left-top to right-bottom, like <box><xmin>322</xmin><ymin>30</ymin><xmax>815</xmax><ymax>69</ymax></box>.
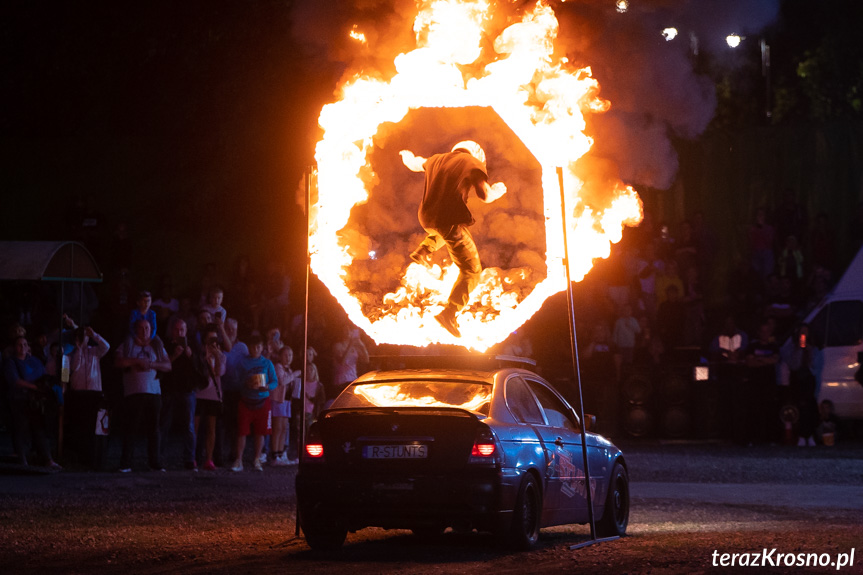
<box><xmin>1</xmin><ymin>197</ymin><xmax>861</xmax><ymax>470</ymax></box>
<box><xmin>559</xmin><ymin>198</ymin><xmax>860</xmax><ymax>447</ymax></box>
<box><xmin>0</xmin><ymin>257</ymin><xmax>326</xmax><ymax>472</ymax></box>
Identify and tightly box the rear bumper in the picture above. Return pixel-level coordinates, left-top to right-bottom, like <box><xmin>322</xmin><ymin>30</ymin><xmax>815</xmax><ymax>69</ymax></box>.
<box><xmin>297</xmin><ymin>465</ymin><xmax>523</xmax><ymax>532</ymax></box>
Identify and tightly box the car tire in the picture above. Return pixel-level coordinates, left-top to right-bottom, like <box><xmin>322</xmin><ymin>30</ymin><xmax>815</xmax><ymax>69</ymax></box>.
<box><xmin>596</xmin><ymin>462</ymin><xmax>629</xmax><ymax>537</ymax></box>
<box><xmin>300</xmin><ymin>506</ymin><xmax>348</xmax><ymax>551</ymax></box>
<box><xmin>508</xmin><ymin>473</ymin><xmax>541</xmax><ymax>549</ymax></box>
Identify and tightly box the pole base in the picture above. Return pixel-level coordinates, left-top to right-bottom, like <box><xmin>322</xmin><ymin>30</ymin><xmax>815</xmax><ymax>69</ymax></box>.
<box><xmin>569</xmin><ymin>535</ymin><xmax>621</xmax><ymax>550</ymax></box>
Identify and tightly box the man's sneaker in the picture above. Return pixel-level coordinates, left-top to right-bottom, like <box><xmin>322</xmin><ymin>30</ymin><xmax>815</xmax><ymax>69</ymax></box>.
<box><xmin>118</xmin><ymin>467</ymin><xmax>132</xmax><ymax>474</ymax></box>
<box><xmin>202</xmin><ymin>460</ymin><xmax>216</xmax><ymax>471</ymax></box>
<box><xmin>253</xmin><ymin>459</ymin><xmax>263</xmax><ymax>472</ymax></box>
<box><xmin>286</xmin><ymin>458</ymin><xmax>300</xmax><ymax>466</ymax></box>
<box><xmin>270</xmin><ymin>453</ymin><xmax>287</xmax><ymax>467</ymax></box>
<box><xmin>410</xmin><ymin>249</ymin><xmax>433</xmax><ymax>269</ymax></box>
<box><xmin>435</xmin><ymin>306</ymin><xmax>461</xmax><ymax>337</ymax></box>
<box><xmin>230</xmin><ymin>460</ymin><xmax>243</xmax><ymax>472</ymax></box>
<box><xmin>258</xmin><ymin>453</ymin><xmax>267</xmax><ymax>465</ymax></box>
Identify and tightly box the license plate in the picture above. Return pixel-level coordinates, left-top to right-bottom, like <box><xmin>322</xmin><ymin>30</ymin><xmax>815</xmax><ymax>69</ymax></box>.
<box><xmin>362</xmin><ymin>444</ymin><xmax>428</xmax><ymax>459</ymax></box>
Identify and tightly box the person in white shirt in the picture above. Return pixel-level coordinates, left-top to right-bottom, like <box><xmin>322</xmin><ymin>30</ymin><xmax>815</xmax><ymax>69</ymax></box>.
<box><xmin>68</xmin><ymin>326</ymin><xmax>110</xmax><ymax>469</ymax></box>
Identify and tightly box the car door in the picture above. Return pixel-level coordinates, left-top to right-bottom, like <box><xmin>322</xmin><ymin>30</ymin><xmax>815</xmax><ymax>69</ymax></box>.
<box><xmin>504</xmin><ymin>375</ymin><xmax>561</xmax><ymax>519</ymax></box>
<box><xmin>524</xmin><ymin>378</ymin><xmax>590</xmax><ymax>520</ymax></box>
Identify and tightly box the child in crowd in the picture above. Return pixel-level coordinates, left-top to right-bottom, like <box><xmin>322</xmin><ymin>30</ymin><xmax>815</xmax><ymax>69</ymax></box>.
<box><xmin>302</xmin><ymin>347</ymin><xmax>325</xmax><ymax>439</ymax></box>
<box><xmin>200</xmin><ymin>286</ymin><xmax>227</xmax><ymax>325</ymax></box>
<box><xmin>233</xmin><ymin>334</ymin><xmax>277</xmax><ymax>472</ymax></box>
<box><xmin>270</xmin><ymin>346</ymin><xmax>301</xmax><ymax>465</ymax></box>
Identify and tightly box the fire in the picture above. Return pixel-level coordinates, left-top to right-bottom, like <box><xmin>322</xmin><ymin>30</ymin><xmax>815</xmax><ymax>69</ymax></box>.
<box><xmin>352</xmin><ymin>382</ymin><xmax>492</xmax><ymax>413</ymax></box>
<box><xmin>349</xmin><ymin>25</ymin><xmax>366</xmax><ymax>44</ymax></box>
<box><xmin>312</xmin><ymin>0</ymin><xmax>643</xmax><ymax>351</ymax></box>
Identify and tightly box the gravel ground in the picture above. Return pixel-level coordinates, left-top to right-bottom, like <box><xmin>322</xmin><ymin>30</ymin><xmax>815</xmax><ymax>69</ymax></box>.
<box><xmin>1</xmin><ymin>439</ymin><xmax>861</xmax><ymax>574</ymax></box>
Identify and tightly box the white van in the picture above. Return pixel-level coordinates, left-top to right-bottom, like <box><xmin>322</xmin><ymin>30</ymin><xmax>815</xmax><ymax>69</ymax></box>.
<box><xmin>804</xmin><ymin>250</ymin><xmax>863</xmax><ymax>419</ymax></box>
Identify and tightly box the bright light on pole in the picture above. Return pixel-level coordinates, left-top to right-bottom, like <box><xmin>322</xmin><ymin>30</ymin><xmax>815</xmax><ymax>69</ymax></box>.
<box><xmin>616</xmin><ymin>0</ymin><xmax>628</xmax><ymax>14</ymax></box>
<box><xmin>726</xmin><ymin>34</ymin><xmax>742</xmax><ymax>48</ymax></box>
<box><xmin>662</xmin><ymin>27</ymin><xmax>678</xmax><ymax>41</ymax></box>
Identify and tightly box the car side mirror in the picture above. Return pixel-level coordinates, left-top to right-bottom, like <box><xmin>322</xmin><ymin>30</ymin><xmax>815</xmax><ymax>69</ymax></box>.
<box><xmin>584</xmin><ymin>414</ymin><xmax>597</xmax><ymax>432</ymax></box>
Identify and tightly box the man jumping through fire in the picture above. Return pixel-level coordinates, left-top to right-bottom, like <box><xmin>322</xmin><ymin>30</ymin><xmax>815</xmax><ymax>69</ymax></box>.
<box><xmin>400</xmin><ymin>140</ymin><xmax>507</xmax><ymax>338</ymax></box>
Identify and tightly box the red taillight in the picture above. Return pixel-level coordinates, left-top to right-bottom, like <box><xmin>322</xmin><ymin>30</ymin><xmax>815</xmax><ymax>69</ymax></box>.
<box><xmin>471</xmin><ymin>428</ymin><xmax>496</xmax><ymax>460</ymax></box>
<box><xmin>305</xmin><ymin>443</ymin><xmax>324</xmax><ymax>458</ymax></box>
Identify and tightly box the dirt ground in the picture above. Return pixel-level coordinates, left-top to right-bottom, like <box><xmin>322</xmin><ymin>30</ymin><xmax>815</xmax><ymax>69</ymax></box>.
<box><xmin>1</xmin><ymin>441</ymin><xmax>861</xmax><ymax>574</ymax></box>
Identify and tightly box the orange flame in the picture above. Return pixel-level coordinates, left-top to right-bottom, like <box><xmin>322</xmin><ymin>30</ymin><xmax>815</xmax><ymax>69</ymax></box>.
<box><xmin>312</xmin><ymin>0</ymin><xmax>642</xmax><ymax>351</ymax></box>
<box><xmin>349</xmin><ymin>25</ymin><xmax>367</xmax><ymax>44</ymax></box>
<box><xmin>352</xmin><ymin>382</ymin><xmax>492</xmax><ymax>412</ymax></box>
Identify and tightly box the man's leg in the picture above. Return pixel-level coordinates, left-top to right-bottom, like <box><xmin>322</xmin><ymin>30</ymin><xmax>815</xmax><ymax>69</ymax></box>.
<box><xmin>182</xmin><ymin>392</ymin><xmax>196</xmax><ymax>468</ymax></box>
<box><xmin>159</xmin><ymin>393</ymin><xmax>174</xmax><ymax>464</ymax></box>
<box><xmin>120</xmin><ymin>394</ymin><xmax>142</xmax><ymax>470</ymax></box>
<box><xmin>435</xmin><ymin>225</ymin><xmax>481</xmax><ymax>337</ymax></box>
<box><xmin>145</xmin><ymin>394</ymin><xmax>163</xmax><ymax>470</ymax></box>
<box><xmin>253</xmin><ymin>434</ymin><xmax>266</xmax><ymax>471</ymax></box>
<box><xmin>411</xmin><ymin>231</ymin><xmax>445</xmax><ymax>268</ymax></box>
<box><xmin>444</xmin><ymin>224</ymin><xmax>481</xmax><ymax>309</ymax></box>
<box><xmin>233</xmin><ymin>435</ymin><xmax>246</xmax><ymax>471</ymax></box>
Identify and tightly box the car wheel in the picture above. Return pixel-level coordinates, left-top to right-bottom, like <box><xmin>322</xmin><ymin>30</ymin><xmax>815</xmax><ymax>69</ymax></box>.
<box><xmin>300</xmin><ymin>506</ymin><xmax>348</xmax><ymax>551</ymax></box>
<box><xmin>596</xmin><ymin>462</ymin><xmax>629</xmax><ymax>537</ymax></box>
<box><xmin>508</xmin><ymin>473</ymin><xmax>541</xmax><ymax>549</ymax></box>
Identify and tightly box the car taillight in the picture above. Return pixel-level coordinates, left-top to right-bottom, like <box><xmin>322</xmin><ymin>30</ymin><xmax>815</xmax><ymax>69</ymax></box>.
<box><xmin>469</xmin><ymin>429</ymin><xmax>497</xmax><ymax>463</ymax></box>
<box><xmin>305</xmin><ymin>443</ymin><xmax>324</xmax><ymax>458</ymax></box>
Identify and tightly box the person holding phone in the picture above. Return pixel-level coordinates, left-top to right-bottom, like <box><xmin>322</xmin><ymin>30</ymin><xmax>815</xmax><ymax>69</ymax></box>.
<box><xmin>200</xmin><ymin>286</ymin><xmax>227</xmax><ymax>329</ymax></box>
<box><xmin>330</xmin><ymin>323</ymin><xmax>369</xmax><ymax>402</ymax></box>
<box><xmin>195</xmin><ymin>326</ymin><xmax>226</xmax><ymax>471</ymax></box>
<box><xmin>159</xmin><ymin>319</ymin><xmax>200</xmax><ymax>470</ymax></box>
<box><xmin>67</xmin><ymin>325</ymin><xmax>110</xmax><ymax>469</ymax></box>
<box><xmin>193</xmin><ymin>309</ymin><xmax>232</xmax><ymax>354</ymax></box>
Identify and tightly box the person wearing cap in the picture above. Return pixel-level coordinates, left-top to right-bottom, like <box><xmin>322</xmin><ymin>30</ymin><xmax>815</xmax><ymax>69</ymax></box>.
<box><xmin>400</xmin><ymin>140</ymin><xmax>507</xmax><ymax>337</ymax></box>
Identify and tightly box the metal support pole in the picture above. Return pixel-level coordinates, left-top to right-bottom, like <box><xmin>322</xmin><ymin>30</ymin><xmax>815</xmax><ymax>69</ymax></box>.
<box><xmin>295</xmin><ymin>165</ymin><xmax>315</xmax><ymax>537</ymax></box>
<box><xmin>58</xmin><ymin>282</ymin><xmax>65</xmax><ymax>459</ymax></box>
<box><xmin>557</xmin><ymin>168</ymin><xmax>618</xmax><ymax>550</ymax></box>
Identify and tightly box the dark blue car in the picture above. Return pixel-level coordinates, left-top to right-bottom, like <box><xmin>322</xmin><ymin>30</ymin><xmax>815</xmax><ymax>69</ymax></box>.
<box><xmin>296</xmin><ymin>356</ymin><xmax>629</xmax><ymax>550</ymax></box>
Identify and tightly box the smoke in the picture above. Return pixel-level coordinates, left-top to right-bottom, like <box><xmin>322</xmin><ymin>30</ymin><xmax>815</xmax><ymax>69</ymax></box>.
<box><xmin>554</xmin><ymin>0</ymin><xmax>780</xmax><ymax>189</ymax></box>
<box><xmin>347</xmin><ymin>106</ymin><xmax>546</xmax><ymax>305</ymax></box>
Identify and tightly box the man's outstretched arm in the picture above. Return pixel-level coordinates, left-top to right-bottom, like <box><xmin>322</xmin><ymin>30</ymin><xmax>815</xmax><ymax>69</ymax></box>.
<box><xmin>400</xmin><ymin>150</ymin><xmax>427</xmax><ymax>172</ymax></box>
<box><xmin>476</xmin><ymin>179</ymin><xmax>507</xmax><ymax>203</ymax></box>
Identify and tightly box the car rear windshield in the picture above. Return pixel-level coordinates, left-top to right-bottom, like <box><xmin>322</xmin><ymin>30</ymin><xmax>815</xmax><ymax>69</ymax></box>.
<box><xmin>331</xmin><ymin>380</ymin><xmax>493</xmax><ymax>415</ymax></box>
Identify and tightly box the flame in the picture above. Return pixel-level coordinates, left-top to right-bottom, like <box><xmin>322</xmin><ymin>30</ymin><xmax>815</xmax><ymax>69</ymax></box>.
<box><xmin>312</xmin><ymin>0</ymin><xmax>643</xmax><ymax>351</ymax></box>
<box><xmin>352</xmin><ymin>382</ymin><xmax>492</xmax><ymax>412</ymax></box>
<box><xmin>349</xmin><ymin>25</ymin><xmax>367</xmax><ymax>44</ymax></box>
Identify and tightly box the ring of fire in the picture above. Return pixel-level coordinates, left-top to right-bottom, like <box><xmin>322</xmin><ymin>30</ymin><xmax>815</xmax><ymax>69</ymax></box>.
<box><xmin>311</xmin><ymin>0</ymin><xmax>642</xmax><ymax>352</ymax></box>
